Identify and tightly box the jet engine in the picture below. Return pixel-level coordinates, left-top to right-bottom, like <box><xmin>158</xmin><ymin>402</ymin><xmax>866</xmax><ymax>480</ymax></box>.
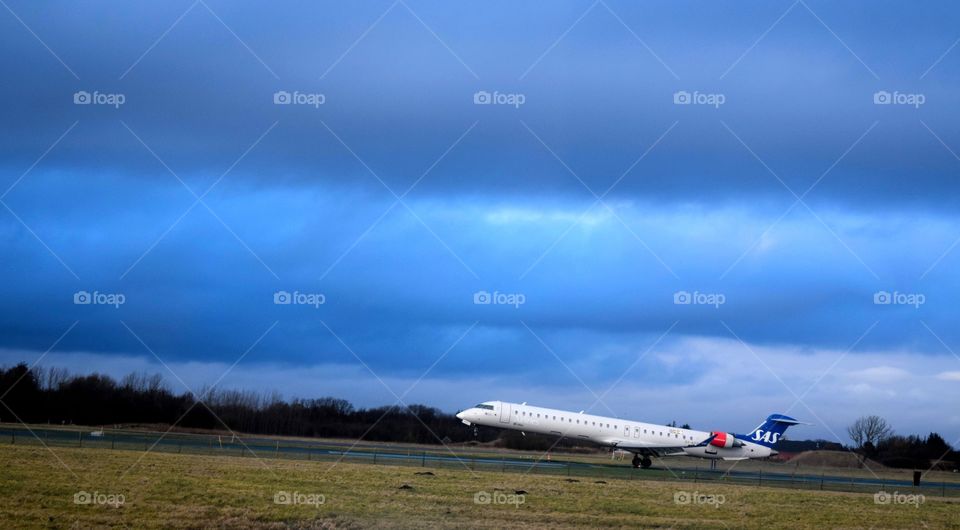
<box><xmin>709</xmin><ymin>432</ymin><xmax>743</xmax><ymax>448</ymax></box>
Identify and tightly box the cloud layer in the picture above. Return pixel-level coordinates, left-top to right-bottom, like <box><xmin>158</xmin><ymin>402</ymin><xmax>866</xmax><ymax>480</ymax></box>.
<box><xmin>2</xmin><ymin>0</ymin><xmax>960</xmax><ymax>443</ymax></box>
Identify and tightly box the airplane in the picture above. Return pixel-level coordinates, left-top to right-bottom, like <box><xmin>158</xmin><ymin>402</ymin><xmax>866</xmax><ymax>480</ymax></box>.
<box><xmin>456</xmin><ymin>401</ymin><xmax>802</xmax><ymax>469</ymax></box>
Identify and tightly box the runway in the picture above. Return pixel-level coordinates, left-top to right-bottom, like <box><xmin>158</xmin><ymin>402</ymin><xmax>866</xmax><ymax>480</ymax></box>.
<box><xmin>3</xmin><ymin>424</ymin><xmax>957</xmax><ymax>496</ymax></box>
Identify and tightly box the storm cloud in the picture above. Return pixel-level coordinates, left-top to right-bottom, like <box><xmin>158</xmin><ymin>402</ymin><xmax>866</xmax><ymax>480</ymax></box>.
<box><xmin>3</xmin><ymin>0</ymin><xmax>960</xmax><ymax>441</ymax></box>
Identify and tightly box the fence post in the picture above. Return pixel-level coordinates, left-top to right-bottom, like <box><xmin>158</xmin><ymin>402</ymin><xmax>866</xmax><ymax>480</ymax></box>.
<box><xmin>78</xmin><ymin>430</ymin><xmax>82</xmax><ymax>448</ymax></box>
<box><xmin>275</xmin><ymin>441</ymin><xmax>279</xmax><ymax>458</ymax></box>
<box><xmin>422</xmin><ymin>451</ymin><xmax>426</xmax><ymax>467</ymax></box>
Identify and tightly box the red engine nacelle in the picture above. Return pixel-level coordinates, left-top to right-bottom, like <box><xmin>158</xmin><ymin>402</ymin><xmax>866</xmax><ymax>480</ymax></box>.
<box><xmin>709</xmin><ymin>432</ymin><xmax>742</xmax><ymax>448</ymax></box>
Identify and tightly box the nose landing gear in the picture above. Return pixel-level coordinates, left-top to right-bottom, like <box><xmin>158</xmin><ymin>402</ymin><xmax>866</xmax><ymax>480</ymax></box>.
<box><xmin>631</xmin><ymin>454</ymin><xmax>652</xmax><ymax>469</ymax></box>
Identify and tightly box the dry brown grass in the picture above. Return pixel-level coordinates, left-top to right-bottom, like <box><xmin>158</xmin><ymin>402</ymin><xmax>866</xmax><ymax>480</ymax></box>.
<box><xmin>1</xmin><ymin>443</ymin><xmax>957</xmax><ymax>529</ymax></box>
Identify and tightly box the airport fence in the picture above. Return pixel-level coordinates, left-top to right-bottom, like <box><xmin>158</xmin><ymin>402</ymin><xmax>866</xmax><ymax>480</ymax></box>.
<box><xmin>2</xmin><ymin>424</ymin><xmax>958</xmax><ymax>499</ymax></box>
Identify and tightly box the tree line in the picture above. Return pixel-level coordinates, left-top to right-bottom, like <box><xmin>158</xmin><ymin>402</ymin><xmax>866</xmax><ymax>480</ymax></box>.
<box><xmin>0</xmin><ymin>362</ymin><xmax>497</xmax><ymax>445</ymax></box>
<box><xmin>0</xmin><ymin>362</ymin><xmax>588</xmax><ymax>451</ymax></box>
<box><xmin>847</xmin><ymin>414</ymin><xmax>957</xmax><ymax>470</ymax></box>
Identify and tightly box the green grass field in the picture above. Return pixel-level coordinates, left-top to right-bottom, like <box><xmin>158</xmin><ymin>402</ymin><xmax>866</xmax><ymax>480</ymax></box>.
<box><xmin>2</xmin><ymin>443</ymin><xmax>957</xmax><ymax>529</ymax></box>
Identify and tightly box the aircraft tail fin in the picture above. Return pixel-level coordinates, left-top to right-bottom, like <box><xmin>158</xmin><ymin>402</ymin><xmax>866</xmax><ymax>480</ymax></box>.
<box><xmin>742</xmin><ymin>414</ymin><xmax>803</xmax><ymax>448</ymax></box>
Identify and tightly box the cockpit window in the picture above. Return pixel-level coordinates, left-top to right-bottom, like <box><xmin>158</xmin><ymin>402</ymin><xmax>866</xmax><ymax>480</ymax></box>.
<box><xmin>475</xmin><ymin>404</ymin><xmax>495</xmax><ymax>410</ymax></box>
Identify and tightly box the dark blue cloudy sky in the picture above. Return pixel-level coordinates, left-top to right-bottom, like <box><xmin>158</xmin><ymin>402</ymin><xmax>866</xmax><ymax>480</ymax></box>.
<box><xmin>2</xmin><ymin>0</ymin><xmax>960</xmax><ymax>442</ymax></box>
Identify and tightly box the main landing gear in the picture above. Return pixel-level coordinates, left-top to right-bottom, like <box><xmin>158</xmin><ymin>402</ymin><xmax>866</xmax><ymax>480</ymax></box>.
<box><xmin>631</xmin><ymin>454</ymin><xmax>652</xmax><ymax>469</ymax></box>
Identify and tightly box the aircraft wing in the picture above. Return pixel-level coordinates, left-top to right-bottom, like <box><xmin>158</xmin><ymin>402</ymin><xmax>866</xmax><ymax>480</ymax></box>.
<box><xmin>598</xmin><ymin>437</ymin><xmax>693</xmax><ymax>455</ymax></box>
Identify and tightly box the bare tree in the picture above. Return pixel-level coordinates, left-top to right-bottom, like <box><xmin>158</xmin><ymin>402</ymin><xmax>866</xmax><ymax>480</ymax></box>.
<box><xmin>847</xmin><ymin>415</ymin><xmax>893</xmax><ymax>448</ymax></box>
<box><xmin>43</xmin><ymin>366</ymin><xmax>70</xmax><ymax>391</ymax></box>
<box><xmin>121</xmin><ymin>371</ymin><xmax>147</xmax><ymax>391</ymax></box>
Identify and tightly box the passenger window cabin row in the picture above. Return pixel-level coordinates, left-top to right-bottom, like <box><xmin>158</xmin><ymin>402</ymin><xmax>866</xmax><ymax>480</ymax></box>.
<box><xmin>514</xmin><ymin>408</ymin><xmax>692</xmax><ymax>441</ymax></box>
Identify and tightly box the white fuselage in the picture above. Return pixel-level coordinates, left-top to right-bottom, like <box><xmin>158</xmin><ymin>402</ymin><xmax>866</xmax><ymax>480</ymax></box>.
<box><xmin>457</xmin><ymin>401</ymin><xmax>774</xmax><ymax>460</ymax></box>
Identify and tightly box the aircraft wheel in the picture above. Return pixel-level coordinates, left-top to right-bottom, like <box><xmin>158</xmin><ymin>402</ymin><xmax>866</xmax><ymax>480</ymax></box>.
<box><xmin>631</xmin><ymin>454</ymin><xmax>641</xmax><ymax>468</ymax></box>
<box><xmin>641</xmin><ymin>456</ymin><xmax>652</xmax><ymax>469</ymax></box>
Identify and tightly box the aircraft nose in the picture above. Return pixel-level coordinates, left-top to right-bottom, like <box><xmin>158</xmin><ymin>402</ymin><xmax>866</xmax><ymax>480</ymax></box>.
<box><xmin>456</xmin><ymin>411</ymin><xmax>465</xmax><ymax>420</ymax></box>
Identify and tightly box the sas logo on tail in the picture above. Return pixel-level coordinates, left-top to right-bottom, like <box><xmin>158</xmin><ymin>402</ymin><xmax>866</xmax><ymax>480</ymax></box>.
<box><xmin>751</xmin><ymin>430</ymin><xmax>781</xmax><ymax>444</ymax></box>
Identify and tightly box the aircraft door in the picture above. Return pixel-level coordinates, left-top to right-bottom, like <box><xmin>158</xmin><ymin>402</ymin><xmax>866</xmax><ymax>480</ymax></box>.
<box><xmin>499</xmin><ymin>402</ymin><xmax>511</xmax><ymax>423</ymax></box>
